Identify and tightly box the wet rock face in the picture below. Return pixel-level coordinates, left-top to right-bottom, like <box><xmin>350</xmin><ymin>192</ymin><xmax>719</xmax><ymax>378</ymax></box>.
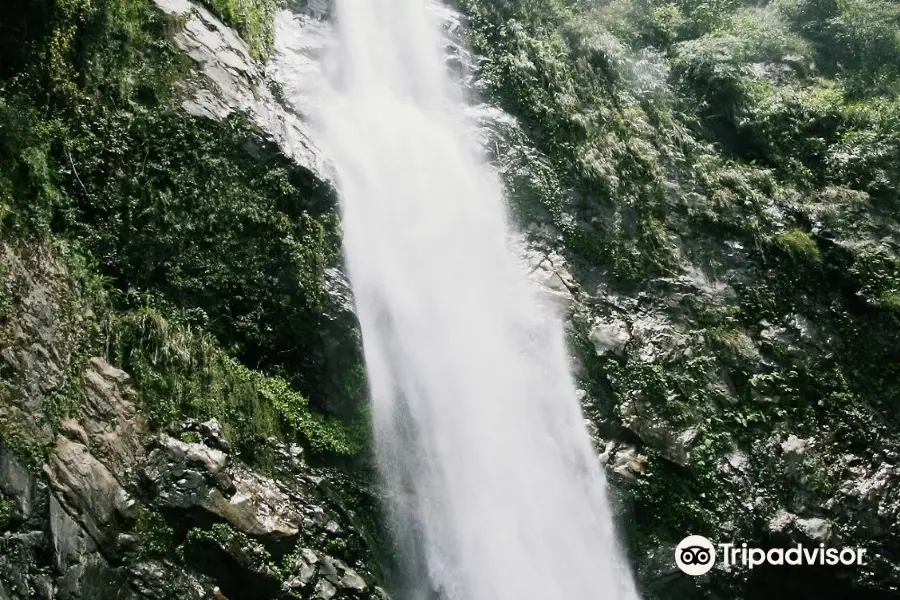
<box><xmin>0</xmin><ymin>244</ymin><xmax>387</xmax><ymax>600</ymax></box>
<box><xmin>151</xmin><ymin>0</ymin><xmax>331</xmax><ymax>183</ymax></box>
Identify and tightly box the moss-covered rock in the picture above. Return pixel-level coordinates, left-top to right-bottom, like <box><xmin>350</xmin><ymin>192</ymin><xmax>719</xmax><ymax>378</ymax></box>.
<box><xmin>200</xmin><ymin>0</ymin><xmax>279</xmax><ymax>60</ymax></box>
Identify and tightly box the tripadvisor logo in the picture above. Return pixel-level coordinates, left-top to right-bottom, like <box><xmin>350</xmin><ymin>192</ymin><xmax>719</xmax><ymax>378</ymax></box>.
<box><xmin>675</xmin><ymin>535</ymin><xmax>868</xmax><ymax>576</ymax></box>
<box><xmin>675</xmin><ymin>536</ymin><xmax>717</xmax><ymax>576</ymax></box>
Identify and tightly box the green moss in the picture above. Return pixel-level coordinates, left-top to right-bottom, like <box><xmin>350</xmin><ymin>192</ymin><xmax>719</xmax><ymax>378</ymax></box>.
<box><xmin>846</xmin><ymin>248</ymin><xmax>900</xmax><ymax>308</ymax></box>
<box><xmin>630</xmin><ymin>450</ymin><xmax>719</xmax><ymax>542</ymax></box>
<box><xmin>45</xmin><ymin>357</ymin><xmax>87</xmax><ymax>430</ymax></box>
<box><xmin>201</xmin><ymin>0</ymin><xmax>278</xmax><ymax>60</ymax></box>
<box><xmin>798</xmin><ymin>453</ymin><xmax>838</xmax><ymax>498</ymax></box>
<box><xmin>705</xmin><ymin>326</ymin><xmax>750</xmax><ymax>356</ymax></box>
<box><xmin>878</xmin><ymin>291</ymin><xmax>900</xmax><ymax>311</ymax></box>
<box><xmin>180</xmin><ymin>431</ymin><xmax>202</xmax><ymax>444</ymax></box>
<box><xmin>183</xmin><ymin>522</ymin><xmax>256</xmax><ymax>550</ymax></box>
<box><xmin>0</xmin><ymin>422</ymin><xmax>50</xmax><ymax>476</ymax></box>
<box><xmin>324</xmin><ymin>537</ymin><xmax>347</xmax><ymax>555</ymax></box>
<box><xmin>316</xmin><ymin>475</ymin><xmax>391</xmax><ymax>582</ymax></box>
<box><xmin>773</xmin><ymin>229</ymin><xmax>820</xmax><ymax>262</ymax></box>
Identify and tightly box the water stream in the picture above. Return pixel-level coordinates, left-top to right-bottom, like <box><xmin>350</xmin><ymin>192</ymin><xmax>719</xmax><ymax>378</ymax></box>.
<box><xmin>299</xmin><ymin>1</ymin><xmax>641</xmax><ymax>598</ymax></box>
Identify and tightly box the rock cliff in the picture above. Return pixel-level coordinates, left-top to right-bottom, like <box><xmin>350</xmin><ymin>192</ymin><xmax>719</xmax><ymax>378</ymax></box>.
<box><xmin>0</xmin><ymin>240</ymin><xmax>387</xmax><ymax>600</ymax></box>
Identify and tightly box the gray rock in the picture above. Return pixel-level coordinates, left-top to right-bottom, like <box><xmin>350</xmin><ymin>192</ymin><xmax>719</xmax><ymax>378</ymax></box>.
<box><xmin>339</xmin><ymin>567</ymin><xmax>368</xmax><ymax>592</ymax></box>
<box><xmin>0</xmin><ymin>448</ymin><xmax>37</xmax><ymax>522</ymax></box>
<box><xmin>609</xmin><ymin>445</ymin><xmax>648</xmax><ymax>480</ymax></box>
<box><xmin>161</xmin><ymin>436</ymin><xmax>229</xmax><ymax>475</ymax></box>
<box><xmin>795</xmin><ymin>517</ymin><xmax>834</xmax><ymax>544</ymax></box>
<box><xmin>318</xmin><ymin>556</ymin><xmax>339</xmax><ymax>580</ymax></box>
<box><xmin>618</xmin><ymin>398</ymin><xmax>698</xmax><ymax>467</ymax></box>
<box><xmin>299</xmin><ymin>558</ymin><xmax>318</xmax><ymax>586</ymax></box>
<box><xmin>528</xmin><ymin>254</ymin><xmax>576</xmax><ymax>315</ymax></box>
<box><xmin>590</xmin><ymin>318</ymin><xmax>631</xmax><ymax>356</ymax></box>
<box><xmin>147</xmin><ymin>434</ymin><xmax>307</xmax><ymax>540</ymax></box>
<box><xmin>781</xmin><ymin>435</ymin><xmax>810</xmax><ymax>457</ymax></box>
<box><xmin>314</xmin><ymin>578</ymin><xmax>338</xmax><ymax>600</ymax></box>
<box><xmin>46</xmin><ymin>434</ymin><xmax>131</xmax><ymax>553</ymax></box>
<box><xmin>768</xmin><ymin>510</ymin><xmax>836</xmax><ymax>545</ymax></box>
<box><xmin>198</xmin><ymin>419</ymin><xmax>230</xmax><ymax>452</ymax></box>
<box><xmin>50</xmin><ymin>495</ymin><xmax>131</xmax><ymax>600</ymax></box>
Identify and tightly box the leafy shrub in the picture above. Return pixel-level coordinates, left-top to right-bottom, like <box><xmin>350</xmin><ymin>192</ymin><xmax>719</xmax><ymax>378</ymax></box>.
<box><xmin>0</xmin><ymin>494</ymin><xmax>15</xmax><ymax>530</ymax></box>
<box><xmin>827</xmin><ymin>97</ymin><xmax>900</xmax><ymax>203</ymax></box>
<box><xmin>0</xmin><ymin>97</ymin><xmax>64</xmax><ymax>231</ymax></box>
<box><xmin>671</xmin><ymin>35</ymin><xmax>756</xmax><ymax>140</ymax></box>
<box><xmin>728</xmin><ymin>5</ymin><xmax>811</xmax><ymax>65</ymax></box>
<box><xmin>0</xmin><ymin>0</ymin><xmax>356</xmax><ymax>412</ymax></box>
<box><xmin>1</xmin><ymin>0</ymin><xmax>364</xmax><ymax>463</ymax></box>
<box><xmin>599</xmin><ymin>0</ymin><xmax>743</xmax><ymax>49</ymax></box>
<box><xmin>463</xmin><ymin>0</ymin><xmax>681</xmax><ymax>282</ymax></box>
<box><xmin>133</xmin><ymin>506</ymin><xmax>176</xmax><ymax>558</ymax></box>
<box><xmin>737</xmin><ymin>84</ymin><xmax>844</xmax><ymax>183</ymax></box>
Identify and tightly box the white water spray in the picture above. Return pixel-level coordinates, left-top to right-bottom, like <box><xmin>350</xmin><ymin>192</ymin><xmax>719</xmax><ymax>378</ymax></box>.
<box><xmin>310</xmin><ymin>1</ymin><xmax>641</xmax><ymax>598</ymax></box>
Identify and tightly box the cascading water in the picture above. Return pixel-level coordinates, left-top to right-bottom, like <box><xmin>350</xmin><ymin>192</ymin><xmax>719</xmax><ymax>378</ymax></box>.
<box><xmin>309</xmin><ymin>1</ymin><xmax>642</xmax><ymax>598</ymax></box>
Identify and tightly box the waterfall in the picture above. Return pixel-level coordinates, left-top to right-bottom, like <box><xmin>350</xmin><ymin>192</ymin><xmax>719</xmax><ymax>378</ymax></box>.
<box><xmin>307</xmin><ymin>1</ymin><xmax>642</xmax><ymax>598</ymax></box>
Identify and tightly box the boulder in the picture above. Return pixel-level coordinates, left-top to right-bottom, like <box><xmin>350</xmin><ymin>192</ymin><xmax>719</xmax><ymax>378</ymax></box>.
<box><xmin>590</xmin><ymin>318</ymin><xmax>631</xmax><ymax>357</ymax></box>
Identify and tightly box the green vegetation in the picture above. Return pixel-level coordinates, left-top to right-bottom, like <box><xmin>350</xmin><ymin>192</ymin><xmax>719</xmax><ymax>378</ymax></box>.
<box><xmin>880</xmin><ymin>291</ymin><xmax>900</xmax><ymax>312</ymax></box>
<box><xmin>201</xmin><ymin>0</ymin><xmax>278</xmax><ymax>60</ymax></box>
<box><xmin>107</xmin><ymin>307</ymin><xmax>367</xmax><ymax>461</ymax></box>
<box><xmin>463</xmin><ymin>0</ymin><xmax>681</xmax><ymax>286</ymax></box>
<box><xmin>1</xmin><ymin>0</ymin><xmax>367</xmax><ymax>472</ymax></box>
<box><xmin>133</xmin><ymin>505</ymin><xmax>177</xmax><ymax>559</ymax></box>
<box><xmin>773</xmin><ymin>229</ymin><xmax>820</xmax><ymax>262</ymax></box>
<box><xmin>178</xmin><ymin>521</ymin><xmax>354</xmax><ymax>585</ymax></box>
<box><xmin>57</xmin><ymin>106</ymin><xmax>344</xmax><ymax>402</ymax></box>
<box><xmin>461</xmin><ymin>0</ymin><xmax>900</xmax><ymax>570</ymax></box>
<box><xmin>182</xmin><ymin>523</ymin><xmax>274</xmax><ymax>568</ymax></box>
